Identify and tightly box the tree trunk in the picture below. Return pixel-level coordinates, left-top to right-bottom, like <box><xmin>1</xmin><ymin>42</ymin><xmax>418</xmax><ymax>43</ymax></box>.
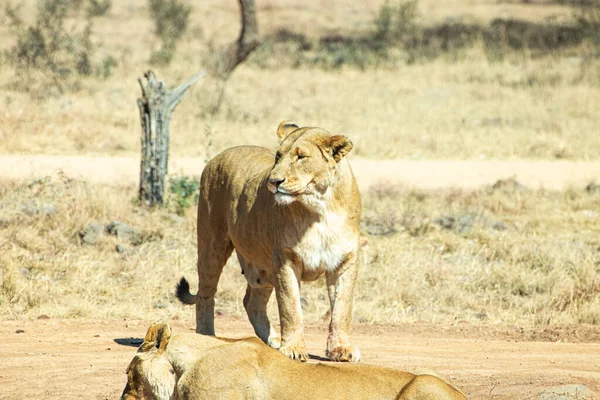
<box><xmin>137</xmin><ymin>70</ymin><xmax>204</xmax><ymax>206</ymax></box>
<box><xmin>213</xmin><ymin>0</ymin><xmax>261</xmax><ymax>80</ymax></box>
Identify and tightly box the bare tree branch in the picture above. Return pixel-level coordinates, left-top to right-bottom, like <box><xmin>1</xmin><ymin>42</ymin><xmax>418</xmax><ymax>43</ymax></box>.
<box><xmin>214</xmin><ymin>0</ymin><xmax>260</xmax><ymax>80</ymax></box>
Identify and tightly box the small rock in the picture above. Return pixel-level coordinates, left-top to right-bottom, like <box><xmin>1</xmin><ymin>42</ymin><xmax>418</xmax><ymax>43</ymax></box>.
<box><xmin>21</xmin><ymin>202</ymin><xmax>58</xmax><ymax>216</ymax></box>
<box><xmin>491</xmin><ymin>177</ymin><xmax>526</xmax><ymax>193</ymax></box>
<box><xmin>37</xmin><ymin>315</ymin><xmax>50</xmax><ymax>320</ymax></box>
<box><xmin>434</xmin><ymin>215</ymin><xmax>455</xmax><ymax>230</ymax></box>
<box><xmin>15</xmin><ymin>329</ymin><xmax>25</xmax><ymax>334</ymax></box>
<box><xmin>164</xmin><ymin>214</ymin><xmax>185</xmax><ymax>224</ymax></box>
<box><xmin>80</xmin><ymin>222</ymin><xmax>104</xmax><ymax>245</ymax></box>
<box><xmin>434</xmin><ymin>215</ymin><xmax>473</xmax><ymax>233</ymax></box>
<box><xmin>475</xmin><ymin>312</ymin><xmax>488</xmax><ymax>320</ymax></box>
<box><xmin>115</xmin><ymin>244</ymin><xmax>132</xmax><ymax>255</ymax></box>
<box><xmin>19</xmin><ymin>268</ymin><xmax>31</xmax><ymax>277</ymax></box>
<box><xmin>585</xmin><ymin>182</ymin><xmax>600</xmax><ymax>195</ymax></box>
<box><xmin>152</xmin><ymin>301</ymin><xmax>167</xmax><ymax>309</ymax></box>
<box><xmin>582</xmin><ymin>210</ymin><xmax>599</xmax><ymax>219</ymax></box>
<box><xmin>538</xmin><ymin>384</ymin><xmax>591</xmax><ymax>400</ymax></box>
<box><xmin>106</xmin><ymin>221</ymin><xmax>143</xmax><ymax>245</ymax></box>
<box><xmin>492</xmin><ymin>222</ymin><xmax>508</xmax><ymax>231</ymax></box>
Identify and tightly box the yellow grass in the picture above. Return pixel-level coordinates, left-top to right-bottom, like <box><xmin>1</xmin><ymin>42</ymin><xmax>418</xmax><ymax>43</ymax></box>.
<box><xmin>1</xmin><ymin>176</ymin><xmax>598</xmax><ymax>326</ymax></box>
<box><xmin>0</xmin><ymin>0</ymin><xmax>598</xmax><ymax>159</ymax></box>
<box><xmin>0</xmin><ymin>1</ymin><xmax>598</xmax><ymax>327</ymax></box>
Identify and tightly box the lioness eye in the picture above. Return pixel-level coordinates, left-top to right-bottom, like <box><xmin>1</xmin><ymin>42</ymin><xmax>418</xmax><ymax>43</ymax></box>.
<box><xmin>297</xmin><ymin>154</ymin><xmax>307</xmax><ymax>160</ymax></box>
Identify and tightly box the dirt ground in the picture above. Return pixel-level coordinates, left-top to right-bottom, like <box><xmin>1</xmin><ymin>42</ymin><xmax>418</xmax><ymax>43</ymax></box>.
<box><xmin>0</xmin><ymin>317</ymin><xmax>599</xmax><ymax>400</ymax></box>
<box><xmin>1</xmin><ymin>155</ymin><xmax>600</xmax><ymax>190</ymax></box>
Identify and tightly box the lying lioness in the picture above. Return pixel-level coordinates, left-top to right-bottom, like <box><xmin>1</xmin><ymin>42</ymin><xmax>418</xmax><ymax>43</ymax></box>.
<box><xmin>121</xmin><ymin>323</ymin><xmax>466</xmax><ymax>400</ymax></box>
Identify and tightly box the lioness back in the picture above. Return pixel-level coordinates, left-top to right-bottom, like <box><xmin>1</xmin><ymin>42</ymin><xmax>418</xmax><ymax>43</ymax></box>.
<box><xmin>200</xmin><ymin>145</ymin><xmax>274</xmax><ymax>206</ymax></box>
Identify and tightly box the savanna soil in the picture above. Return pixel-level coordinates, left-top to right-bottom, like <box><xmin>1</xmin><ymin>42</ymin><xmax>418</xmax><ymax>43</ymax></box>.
<box><xmin>1</xmin><ymin>155</ymin><xmax>600</xmax><ymax>190</ymax></box>
<box><xmin>0</xmin><ymin>317</ymin><xmax>599</xmax><ymax>400</ymax></box>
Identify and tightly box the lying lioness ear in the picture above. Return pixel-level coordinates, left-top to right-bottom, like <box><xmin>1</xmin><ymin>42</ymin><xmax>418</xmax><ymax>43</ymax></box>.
<box><xmin>277</xmin><ymin>120</ymin><xmax>299</xmax><ymax>139</ymax></box>
<box><xmin>328</xmin><ymin>135</ymin><xmax>353</xmax><ymax>162</ymax></box>
<box><xmin>143</xmin><ymin>323</ymin><xmax>172</xmax><ymax>354</ymax></box>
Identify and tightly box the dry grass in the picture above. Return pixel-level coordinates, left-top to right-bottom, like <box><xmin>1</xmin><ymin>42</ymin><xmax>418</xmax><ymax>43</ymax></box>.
<box><xmin>1</xmin><ymin>175</ymin><xmax>598</xmax><ymax>326</ymax></box>
<box><xmin>0</xmin><ymin>0</ymin><xmax>598</xmax><ymax>328</ymax></box>
<box><xmin>0</xmin><ymin>0</ymin><xmax>599</xmax><ymax>159</ymax></box>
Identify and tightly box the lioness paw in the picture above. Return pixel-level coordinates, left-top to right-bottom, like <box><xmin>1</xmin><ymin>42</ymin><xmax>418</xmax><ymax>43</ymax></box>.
<box><xmin>279</xmin><ymin>345</ymin><xmax>309</xmax><ymax>362</ymax></box>
<box><xmin>268</xmin><ymin>335</ymin><xmax>281</xmax><ymax>349</ymax></box>
<box><xmin>326</xmin><ymin>345</ymin><xmax>361</xmax><ymax>363</ymax></box>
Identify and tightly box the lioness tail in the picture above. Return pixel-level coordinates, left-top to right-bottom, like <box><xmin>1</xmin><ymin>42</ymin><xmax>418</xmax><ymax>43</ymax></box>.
<box><xmin>175</xmin><ymin>277</ymin><xmax>196</xmax><ymax>305</ymax></box>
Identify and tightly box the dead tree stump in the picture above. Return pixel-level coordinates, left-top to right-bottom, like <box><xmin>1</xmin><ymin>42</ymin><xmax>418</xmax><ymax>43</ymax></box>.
<box><xmin>137</xmin><ymin>70</ymin><xmax>204</xmax><ymax>206</ymax></box>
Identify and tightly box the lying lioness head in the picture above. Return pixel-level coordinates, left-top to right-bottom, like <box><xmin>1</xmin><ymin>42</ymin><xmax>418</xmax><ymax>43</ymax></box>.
<box><xmin>121</xmin><ymin>323</ymin><xmax>467</xmax><ymax>400</ymax></box>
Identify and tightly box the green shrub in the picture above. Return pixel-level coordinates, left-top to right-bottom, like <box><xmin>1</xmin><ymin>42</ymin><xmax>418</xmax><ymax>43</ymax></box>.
<box><xmin>3</xmin><ymin>0</ymin><xmax>115</xmax><ymax>95</ymax></box>
<box><xmin>168</xmin><ymin>175</ymin><xmax>199</xmax><ymax>216</ymax></box>
<box><xmin>87</xmin><ymin>0</ymin><xmax>111</xmax><ymax>16</ymax></box>
<box><xmin>374</xmin><ymin>0</ymin><xmax>419</xmax><ymax>44</ymax></box>
<box><xmin>148</xmin><ymin>0</ymin><xmax>191</xmax><ymax>65</ymax></box>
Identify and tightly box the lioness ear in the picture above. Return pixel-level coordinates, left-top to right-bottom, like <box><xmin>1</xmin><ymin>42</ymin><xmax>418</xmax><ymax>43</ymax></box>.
<box><xmin>144</xmin><ymin>323</ymin><xmax>172</xmax><ymax>353</ymax></box>
<box><xmin>328</xmin><ymin>135</ymin><xmax>353</xmax><ymax>162</ymax></box>
<box><xmin>277</xmin><ymin>120</ymin><xmax>299</xmax><ymax>140</ymax></box>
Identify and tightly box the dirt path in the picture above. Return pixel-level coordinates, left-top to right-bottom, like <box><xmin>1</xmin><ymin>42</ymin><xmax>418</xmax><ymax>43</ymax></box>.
<box><xmin>1</xmin><ymin>318</ymin><xmax>598</xmax><ymax>400</ymax></box>
<box><xmin>1</xmin><ymin>155</ymin><xmax>599</xmax><ymax>190</ymax></box>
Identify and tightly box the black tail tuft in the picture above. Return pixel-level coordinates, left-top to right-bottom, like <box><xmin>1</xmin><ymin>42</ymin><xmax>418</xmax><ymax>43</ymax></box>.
<box><xmin>175</xmin><ymin>277</ymin><xmax>196</xmax><ymax>305</ymax></box>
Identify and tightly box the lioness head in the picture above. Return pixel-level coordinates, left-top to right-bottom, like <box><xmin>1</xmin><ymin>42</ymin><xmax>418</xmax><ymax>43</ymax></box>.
<box><xmin>121</xmin><ymin>323</ymin><xmax>176</xmax><ymax>400</ymax></box>
<box><xmin>267</xmin><ymin>121</ymin><xmax>353</xmax><ymax>207</ymax></box>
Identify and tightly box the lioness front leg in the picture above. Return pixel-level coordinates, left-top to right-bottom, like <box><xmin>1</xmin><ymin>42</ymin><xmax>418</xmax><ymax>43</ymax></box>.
<box><xmin>325</xmin><ymin>253</ymin><xmax>361</xmax><ymax>362</ymax></box>
<box><xmin>274</xmin><ymin>254</ymin><xmax>308</xmax><ymax>362</ymax></box>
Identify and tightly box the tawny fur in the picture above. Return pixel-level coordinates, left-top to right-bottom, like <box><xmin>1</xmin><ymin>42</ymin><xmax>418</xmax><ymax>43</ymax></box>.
<box><xmin>176</xmin><ymin>121</ymin><xmax>362</xmax><ymax>362</ymax></box>
<box><xmin>121</xmin><ymin>323</ymin><xmax>467</xmax><ymax>400</ymax></box>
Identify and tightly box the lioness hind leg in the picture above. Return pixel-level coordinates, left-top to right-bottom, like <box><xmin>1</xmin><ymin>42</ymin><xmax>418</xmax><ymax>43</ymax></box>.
<box><xmin>243</xmin><ymin>284</ymin><xmax>281</xmax><ymax>349</ymax></box>
<box><xmin>196</xmin><ymin>238</ymin><xmax>234</xmax><ymax>335</ymax></box>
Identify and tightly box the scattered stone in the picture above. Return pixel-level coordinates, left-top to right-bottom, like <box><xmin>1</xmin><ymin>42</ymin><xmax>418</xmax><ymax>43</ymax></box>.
<box><xmin>582</xmin><ymin>210</ymin><xmax>599</xmax><ymax>219</ymax></box>
<box><xmin>106</xmin><ymin>221</ymin><xmax>143</xmax><ymax>245</ymax></box>
<box><xmin>37</xmin><ymin>315</ymin><xmax>50</xmax><ymax>320</ymax></box>
<box><xmin>492</xmin><ymin>221</ymin><xmax>508</xmax><ymax>231</ymax></box>
<box><xmin>360</xmin><ymin>220</ymin><xmax>397</xmax><ymax>236</ymax></box>
<box><xmin>491</xmin><ymin>177</ymin><xmax>526</xmax><ymax>193</ymax></box>
<box><xmin>115</xmin><ymin>244</ymin><xmax>133</xmax><ymax>255</ymax></box>
<box><xmin>585</xmin><ymin>182</ymin><xmax>600</xmax><ymax>195</ymax></box>
<box><xmin>164</xmin><ymin>214</ymin><xmax>185</xmax><ymax>224</ymax></box>
<box><xmin>434</xmin><ymin>215</ymin><xmax>455</xmax><ymax>230</ymax></box>
<box><xmin>0</xmin><ymin>216</ymin><xmax>10</xmax><ymax>228</ymax></box>
<box><xmin>434</xmin><ymin>215</ymin><xmax>473</xmax><ymax>233</ymax></box>
<box><xmin>21</xmin><ymin>202</ymin><xmax>58</xmax><ymax>216</ymax></box>
<box><xmin>15</xmin><ymin>329</ymin><xmax>25</xmax><ymax>334</ymax></box>
<box><xmin>152</xmin><ymin>301</ymin><xmax>167</xmax><ymax>309</ymax></box>
<box><xmin>80</xmin><ymin>222</ymin><xmax>104</xmax><ymax>245</ymax></box>
<box><xmin>538</xmin><ymin>384</ymin><xmax>591</xmax><ymax>400</ymax></box>
<box><xmin>19</xmin><ymin>267</ymin><xmax>31</xmax><ymax>278</ymax></box>
<box><xmin>475</xmin><ymin>312</ymin><xmax>488</xmax><ymax>320</ymax></box>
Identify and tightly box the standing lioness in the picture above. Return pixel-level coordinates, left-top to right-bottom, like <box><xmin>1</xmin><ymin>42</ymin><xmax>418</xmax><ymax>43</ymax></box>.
<box><xmin>177</xmin><ymin>121</ymin><xmax>361</xmax><ymax>362</ymax></box>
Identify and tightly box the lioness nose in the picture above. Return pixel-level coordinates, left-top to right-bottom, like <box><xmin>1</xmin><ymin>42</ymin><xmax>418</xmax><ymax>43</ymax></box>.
<box><xmin>269</xmin><ymin>178</ymin><xmax>285</xmax><ymax>187</ymax></box>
